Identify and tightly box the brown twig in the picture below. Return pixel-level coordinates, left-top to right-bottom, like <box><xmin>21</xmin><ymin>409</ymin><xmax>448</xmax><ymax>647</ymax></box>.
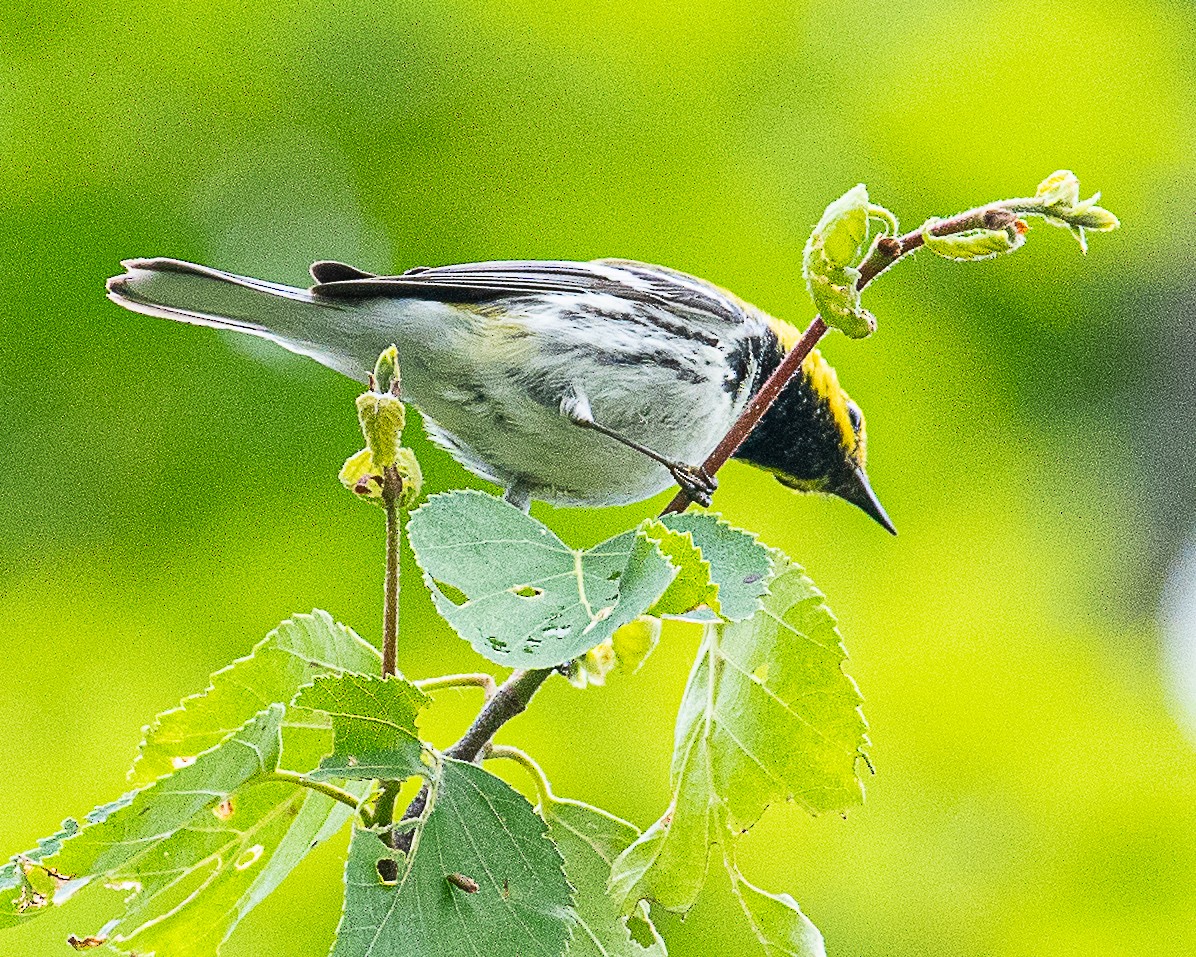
<box><xmin>392</xmin><ymin>668</ymin><xmax>551</xmax><ymax>852</ymax></box>
<box><xmin>661</xmin><ymin>203</ymin><xmax>1018</xmax><ymax>514</ymax></box>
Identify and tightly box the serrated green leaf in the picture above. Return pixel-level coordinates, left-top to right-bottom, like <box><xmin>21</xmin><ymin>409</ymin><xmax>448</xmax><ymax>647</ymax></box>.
<box><xmin>57</xmin><ymin>707</ymin><xmax>282</xmax><ymax>879</ymax></box>
<box><xmin>294</xmin><ymin>673</ymin><xmax>431</xmax><ymax>781</ymax></box>
<box><xmin>706</xmin><ymin>564</ymin><xmax>868</xmax><ymax>826</ymax></box>
<box><xmin>0</xmin><ymin>800</ymin><xmax>128</xmax><ymax>931</ymax></box>
<box><xmin>407</xmin><ymin>490</ymin><xmax>678</xmax><ymax>669</ymax></box>
<box><xmin>657</xmin><ymin>513</ymin><xmax>774</xmax><ymax>621</ymax></box>
<box><xmin>3</xmin><ymin>612</ymin><xmax>379</xmax><ymax>948</ymax></box>
<box><xmin>726</xmin><ymin>850</ymin><xmax>825</xmax><ymax>957</ymax></box>
<box><xmin>638</xmin><ymin>519</ymin><xmax>716</xmax><ymax>618</ymax></box>
<box><xmin>597</xmin><ymin>514</ymin><xmax>773</xmax><ymax>624</ymax></box>
<box><xmin>102</xmin><ymin>781</ymin><xmax>313</xmax><ymax>956</ymax></box>
<box><xmin>1</xmin><ymin>708</ymin><xmax>282</xmax><ymax>934</ymax></box>
<box><xmin>606</xmin><ymin>726</ymin><xmax>714</xmax><ymax>914</ymax></box>
<box><xmin>133</xmin><ymin>610</ymin><xmax>380</xmax><ymax>783</ymax></box>
<box><xmin>120</xmin><ymin>610</ymin><xmax>379</xmax><ymax>949</ymax></box>
<box><xmin>611</xmin><ymin>563</ymin><xmax>868</xmax><ymax>914</ymax></box>
<box><xmin>543</xmin><ymin>798</ymin><xmax>667</xmax><ymax>957</ymax></box>
<box><xmin>332</xmin><ymin>759</ymin><xmax>574</xmax><ymax>957</ymax></box>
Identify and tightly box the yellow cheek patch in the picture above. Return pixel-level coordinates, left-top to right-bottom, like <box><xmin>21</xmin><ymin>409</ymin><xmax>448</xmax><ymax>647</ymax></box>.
<box><xmin>765</xmin><ymin>315</ymin><xmax>803</xmax><ymax>352</ymax></box>
<box><xmin>764</xmin><ymin>315</ymin><xmax>861</xmax><ymax>459</ymax></box>
<box><xmin>802</xmin><ymin>350</ymin><xmax>856</xmax><ymax>457</ymax></box>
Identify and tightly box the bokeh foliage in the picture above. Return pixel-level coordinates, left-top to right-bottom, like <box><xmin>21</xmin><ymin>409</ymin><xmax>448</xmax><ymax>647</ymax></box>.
<box><xmin>2</xmin><ymin>0</ymin><xmax>1195</xmax><ymax>955</ymax></box>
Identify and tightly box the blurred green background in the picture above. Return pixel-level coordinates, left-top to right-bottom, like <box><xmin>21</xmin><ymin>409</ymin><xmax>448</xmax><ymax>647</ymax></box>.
<box><xmin>3</xmin><ymin>0</ymin><xmax>1195</xmax><ymax>954</ymax></box>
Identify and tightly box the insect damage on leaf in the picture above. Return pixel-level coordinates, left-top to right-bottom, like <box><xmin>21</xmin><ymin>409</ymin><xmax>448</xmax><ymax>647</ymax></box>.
<box><xmin>610</xmin><ymin>562</ymin><xmax>869</xmax><ymax>916</ymax></box>
<box><xmin>331</xmin><ymin>760</ymin><xmax>574</xmax><ymax>957</ymax></box>
<box><xmin>66</xmin><ymin>933</ymin><xmax>107</xmax><ymax>950</ymax></box>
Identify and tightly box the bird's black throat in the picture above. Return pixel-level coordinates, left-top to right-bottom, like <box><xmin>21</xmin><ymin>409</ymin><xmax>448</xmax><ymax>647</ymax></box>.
<box><xmin>731</xmin><ymin>337</ymin><xmax>854</xmax><ymax>488</ymax></box>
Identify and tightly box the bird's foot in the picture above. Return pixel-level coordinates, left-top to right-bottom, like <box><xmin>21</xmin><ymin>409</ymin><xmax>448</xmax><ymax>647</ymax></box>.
<box><xmin>669</xmin><ymin>463</ymin><xmax>717</xmax><ymax>508</ymax></box>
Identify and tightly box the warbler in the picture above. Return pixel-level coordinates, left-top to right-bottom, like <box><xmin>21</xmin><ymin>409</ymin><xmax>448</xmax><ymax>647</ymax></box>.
<box><xmin>106</xmin><ymin>257</ymin><xmax>895</xmax><ymax>532</ymax></box>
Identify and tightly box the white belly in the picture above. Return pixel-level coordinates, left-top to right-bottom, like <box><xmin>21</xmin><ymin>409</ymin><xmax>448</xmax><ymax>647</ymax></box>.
<box><xmin>348</xmin><ymin>295</ymin><xmax>753</xmax><ymax>506</ymax></box>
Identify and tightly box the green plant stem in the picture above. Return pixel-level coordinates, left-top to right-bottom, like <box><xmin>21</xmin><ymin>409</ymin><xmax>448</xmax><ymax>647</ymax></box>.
<box><xmin>374</xmin><ymin>782</ymin><xmax>400</xmax><ymax>830</ymax></box>
<box><xmin>394</xmin><ymin>668</ymin><xmax>552</xmax><ymax>852</ymax></box>
<box><xmin>415</xmin><ymin>672</ymin><xmax>498</xmax><ymax>698</ymax></box>
<box><xmin>265</xmin><ymin>770</ymin><xmax>371</xmax><ymax>823</ymax></box>
<box><xmin>484</xmin><ymin>744</ymin><xmax>553</xmax><ymax>805</ymax></box>
<box><xmin>381</xmin><ymin>465</ymin><xmax>401</xmax><ymax>678</ymax></box>
<box><xmin>376</xmin><ymin>462</ymin><xmax>405</xmax><ymax>856</ymax></box>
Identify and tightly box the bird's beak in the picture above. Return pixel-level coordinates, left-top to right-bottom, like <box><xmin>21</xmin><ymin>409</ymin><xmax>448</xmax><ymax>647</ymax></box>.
<box><xmin>838</xmin><ymin>467</ymin><xmax>897</xmax><ymax>535</ymax></box>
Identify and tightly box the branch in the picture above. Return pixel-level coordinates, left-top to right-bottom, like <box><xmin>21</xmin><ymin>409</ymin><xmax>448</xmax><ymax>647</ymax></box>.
<box><xmin>393</xmin><ymin>668</ymin><xmax>552</xmax><ymax>851</ymax></box>
<box><xmin>388</xmin><ymin>179</ymin><xmax>1116</xmax><ymax>840</ymax></box>
<box><xmin>661</xmin><ymin>202</ymin><xmax>1029</xmax><ymax>515</ymax></box>
<box><xmin>381</xmin><ymin>465</ymin><xmax>402</xmax><ymax>678</ymax></box>
<box><xmin>661</xmin><ymin>316</ymin><xmax>828</xmax><ymax>514</ymax></box>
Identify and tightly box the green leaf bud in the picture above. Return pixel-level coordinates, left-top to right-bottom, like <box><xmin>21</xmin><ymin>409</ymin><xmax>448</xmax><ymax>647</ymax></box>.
<box><xmin>339</xmin><ymin>448</ymin><xmax>384</xmax><ymax>504</ymax></box>
<box><xmin>392</xmin><ymin>446</ymin><xmax>423</xmax><ymax>509</ymax></box>
<box><xmin>806</xmin><ymin>268</ymin><xmax>876</xmax><ymax>338</ymax></box>
<box><xmin>356</xmin><ymin>391</ymin><xmax>405</xmax><ymax>468</ymax></box>
<box><xmin>921</xmin><ymin>218</ymin><xmax>1027</xmax><ymax>262</ymax></box>
<box><xmin>1035</xmin><ymin>169</ymin><xmax>1082</xmax><ymax>209</ymax></box>
<box><xmin>815</xmin><ymin>184</ymin><xmax>871</xmax><ymax>266</ymax></box>
<box><xmin>1027</xmin><ymin>170</ymin><xmax>1120</xmax><ymax>253</ymax></box>
<box><xmin>339</xmin><ymin>447</ymin><xmax>422</xmax><ymax>509</ymax></box>
<box><xmin>372</xmin><ymin>344</ymin><xmax>401</xmax><ymax>395</ymax></box>
<box><xmin>1069</xmin><ymin>193</ymin><xmax>1121</xmax><ymax>231</ymax></box>
<box><xmin>805</xmin><ymin>185</ymin><xmax>870</xmax><ymax>274</ymax></box>
<box><xmin>566</xmin><ymin>638</ymin><xmax>618</xmax><ymax>688</ymax></box>
<box><xmin>803</xmin><ymin>185</ymin><xmax>889</xmax><ymax>339</ymax></box>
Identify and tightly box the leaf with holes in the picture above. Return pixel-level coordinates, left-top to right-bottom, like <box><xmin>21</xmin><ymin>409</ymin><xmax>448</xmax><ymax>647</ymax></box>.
<box><xmin>332</xmin><ymin>758</ymin><xmax>575</xmax><ymax>957</ymax></box>
<box><xmin>542</xmin><ymin>797</ymin><xmax>667</xmax><ymax>957</ymax></box>
<box><xmin>294</xmin><ymin>673</ymin><xmax>431</xmax><ymax>781</ymax></box>
<box><xmin>610</xmin><ymin>562</ymin><xmax>868</xmax><ymax>914</ymax></box>
<box><xmin>0</xmin><ymin>799</ymin><xmax>129</xmax><ymax>931</ymax></box>
<box><xmin>1</xmin><ymin>708</ymin><xmax>282</xmax><ymax>941</ymax></box>
<box><xmin>407</xmin><ymin>490</ymin><xmax>680</xmax><ymax>669</ymax></box>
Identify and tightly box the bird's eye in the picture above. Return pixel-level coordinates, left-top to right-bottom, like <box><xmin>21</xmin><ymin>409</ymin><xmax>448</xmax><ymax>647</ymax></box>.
<box><xmin>846</xmin><ymin>401</ymin><xmax>864</xmax><ymax>434</ymax></box>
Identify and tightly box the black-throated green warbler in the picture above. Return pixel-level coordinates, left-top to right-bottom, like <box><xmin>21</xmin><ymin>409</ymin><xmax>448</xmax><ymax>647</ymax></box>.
<box><xmin>107</xmin><ymin>256</ymin><xmax>894</xmax><ymax>532</ymax></box>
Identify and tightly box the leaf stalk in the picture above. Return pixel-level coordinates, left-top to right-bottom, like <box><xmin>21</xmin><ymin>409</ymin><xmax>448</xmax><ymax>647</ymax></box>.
<box><xmin>265</xmin><ymin>770</ymin><xmax>372</xmax><ymax>823</ymax></box>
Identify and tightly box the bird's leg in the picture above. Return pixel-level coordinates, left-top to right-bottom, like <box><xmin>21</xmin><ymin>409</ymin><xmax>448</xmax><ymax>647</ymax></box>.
<box><xmin>560</xmin><ymin>390</ymin><xmax>717</xmax><ymax>507</ymax></box>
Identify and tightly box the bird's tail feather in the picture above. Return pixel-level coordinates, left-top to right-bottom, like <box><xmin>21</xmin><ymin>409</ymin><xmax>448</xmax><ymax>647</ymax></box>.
<box><xmin>106</xmin><ymin>258</ymin><xmax>365</xmax><ymax>380</ymax></box>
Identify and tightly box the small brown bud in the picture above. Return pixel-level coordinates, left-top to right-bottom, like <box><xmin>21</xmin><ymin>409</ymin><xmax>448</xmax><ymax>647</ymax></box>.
<box><xmin>67</xmin><ymin>935</ymin><xmax>107</xmax><ymax>950</ymax></box>
<box><xmin>982</xmin><ymin>208</ymin><xmax>1017</xmax><ymax>229</ymax></box>
<box><xmin>875</xmin><ymin>236</ymin><xmax>901</xmax><ymax>257</ymax></box>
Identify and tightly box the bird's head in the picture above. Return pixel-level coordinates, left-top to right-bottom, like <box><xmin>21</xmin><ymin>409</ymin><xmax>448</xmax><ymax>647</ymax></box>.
<box><xmin>733</xmin><ymin>327</ymin><xmax>896</xmax><ymax>534</ymax></box>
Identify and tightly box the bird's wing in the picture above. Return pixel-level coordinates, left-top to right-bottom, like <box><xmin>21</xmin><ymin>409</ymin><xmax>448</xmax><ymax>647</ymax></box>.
<box><xmin>309</xmin><ymin>258</ymin><xmax>751</xmax><ymax>326</ymax></box>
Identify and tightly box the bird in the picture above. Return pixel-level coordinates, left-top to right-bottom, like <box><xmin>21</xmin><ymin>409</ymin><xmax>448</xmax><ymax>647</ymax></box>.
<box><xmin>106</xmin><ymin>256</ymin><xmax>895</xmax><ymax>533</ymax></box>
